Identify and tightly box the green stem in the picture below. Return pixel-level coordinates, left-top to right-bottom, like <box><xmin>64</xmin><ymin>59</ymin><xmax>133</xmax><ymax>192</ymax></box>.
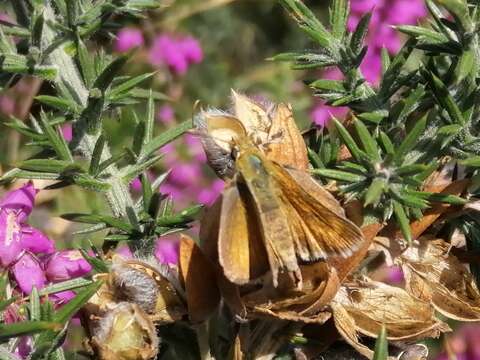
<box><xmin>42</xmin><ymin>5</ymin><xmax>147</xmax><ymax>253</ymax></box>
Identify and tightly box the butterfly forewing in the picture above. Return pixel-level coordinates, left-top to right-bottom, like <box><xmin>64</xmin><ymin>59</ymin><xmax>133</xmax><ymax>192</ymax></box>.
<box><xmin>218</xmin><ymin>185</ymin><xmax>269</xmax><ymax>285</ymax></box>
<box><xmin>268</xmin><ymin>162</ymin><xmax>365</xmax><ymax>261</ymax></box>
<box><xmin>236</xmin><ymin>149</ymin><xmax>301</xmax><ymax>287</ymax></box>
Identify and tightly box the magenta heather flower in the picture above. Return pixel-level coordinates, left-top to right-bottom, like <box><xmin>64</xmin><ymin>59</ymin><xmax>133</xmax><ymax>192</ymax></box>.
<box><xmin>155</xmin><ymin>238</ymin><xmax>179</xmax><ymax>265</ymax></box>
<box><xmin>197</xmin><ymin>179</ymin><xmax>224</xmax><ymax>206</ymax></box>
<box><xmin>44</xmin><ymin>250</ymin><xmax>92</xmax><ymax>282</ymax></box>
<box><xmin>11</xmin><ymin>252</ymin><xmax>47</xmax><ymax>294</ymax></box>
<box><xmin>49</xmin><ymin>290</ymin><xmax>76</xmax><ymax>307</ymax></box>
<box><xmin>61</xmin><ymin>124</ymin><xmax>72</xmax><ymax>142</ymax></box>
<box><xmin>20</xmin><ymin>226</ymin><xmax>55</xmax><ymax>254</ymax></box>
<box><xmin>169</xmin><ymin>163</ymin><xmax>202</xmax><ymax>187</ymax></box>
<box><xmin>178</xmin><ymin>36</ymin><xmax>203</xmax><ymax>64</ymax></box>
<box><xmin>149</xmin><ymin>33</ymin><xmax>203</xmax><ymax>75</ymax></box>
<box><xmin>0</xmin><ymin>211</ymin><xmax>23</xmax><ymax>267</ymax></box>
<box><xmin>347</xmin><ymin>0</ymin><xmax>427</xmax><ymax>84</ymax></box>
<box><xmin>311</xmin><ymin>103</ymin><xmax>348</xmax><ymax>128</ymax></box>
<box><xmin>115</xmin><ymin>28</ymin><xmax>144</xmax><ymax>52</ymax></box>
<box><xmin>157</xmin><ymin>104</ymin><xmax>175</xmax><ymax>124</ymax></box>
<box><xmin>0</xmin><ymin>182</ymin><xmax>37</xmax><ymax>223</ymax></box>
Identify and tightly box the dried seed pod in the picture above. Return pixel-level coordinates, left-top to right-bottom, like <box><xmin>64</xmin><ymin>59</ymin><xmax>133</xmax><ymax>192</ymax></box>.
<box><xmin>90</xmin><ymin>302</ymin><xmax>159</xmax><ymax>360</ymax></box>
<box><xmin>330</xmin><ymin>277</ymin><xmax>449</xmax><ymax>359</ymax></box>
<box><xmin>108</xmin><ymin>257</ymin><xmax>186</xmax><ymax>324</ymax></box>
<box><xmin>400</xmin><ymin>239</ymin><xmax>480</xmax><ymax>321</ymax></box>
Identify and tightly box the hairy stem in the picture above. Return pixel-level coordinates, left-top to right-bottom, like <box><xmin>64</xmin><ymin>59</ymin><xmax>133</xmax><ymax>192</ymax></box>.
<box><xmin>42</xmin><ymin>5</ymin><xmax>144</xmax><ymax>250</ymax></box>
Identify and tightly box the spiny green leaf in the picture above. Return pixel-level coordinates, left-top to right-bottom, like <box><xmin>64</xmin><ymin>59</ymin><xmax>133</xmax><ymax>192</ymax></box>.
<box><xmin>351</xmin><ymin>12</ymin><xmax>371</xmax><ymax>55</ymax></box>
<box><xmin>94</xmin><ymin>55</ymin><xmax>129</xmax><ymax>92</ymax></box>
<box><xmin>312</xmin><ymin>168</ymin><xmax>366</xmax><ymax>183</ymax></box>
<box><xmin>280</xmin><ymin>0</ymin><xmax>333</xmax><ymax>49</ymax></box>
<box><xmin>61</xmin><ymin>213</ymin><xmax>135</xmax><ymax>232</ymax></box>
<box><xmin>109</xmin><ymin>72</ymin><xmax>154</xmax><ymax>98</ymax></box>
<box><xmin>30</xmin><ymin>287</ymin><xmax>41</xmax><ymax>321</ymax></box>
<box><xmin>330</xmin><ymin>0</ymin><xmax>349</xmax><ymax>40</ymax></box>
<box><xmin>122</xmin><ymin>154</ymin><xmax>163</xmax><ymax>184</ymax></box>
<box><xmin>332</xmin><ymin>117</ymin><xmax>367</xmax><ymax>163</ymax></box>
<box><xmin>53</xmin><ymin>281</ymin><xmax>102</xmax><ymax>324</ymax></box>
<box><xmin>393</xmin><ymin>200</ymin><xmax>412</xmax><ymax>242</ymax></box>
<box><xmin>364</xmin><ymin>178</ymin><xmax>386</xmax><ymax>207</ymax></box>
<box><xmin>406</xmin><ymin>190</ymin><xmax>467</xmax><ymax>205</ymax></box>
<box><xmin>79</xmin><ymin>249</ymin><xmax>109</xmax><ymax>273</ymax></box>
<box><xmin>38</xmin><ymin>111</ymin><xmax>73</xmax><ymax>162</ymax></box>
<box><xmin>392</xmin><ymin>114</ymin><xmax>427</xmax><ymax>164</ymax></box>
<box><xmin>141</xmin><ymin>119</ymin><xmax>192</xmax><ymax>160</ymax></box>
<box><xmin>0</xmin><ymin>321</ymin><xmax>62</xmax><ymax>341</ymax></box>
<box><xmin>372</xmin><ymin>325</ymin><xmax>388</xmax><ymax>360</ymax></box>
<box><xmin>156</xmin><ymin>204</ymin><xmax>204</xmax><ymax>227</ymax></box>
<box><xmin>460</xmin><ymin>156</ymin><xmax>480</xmax><ymax>167</ymax></box>
<box><xmin>36</xmin><ymin>95</ymin><xmax>79</xmax><ymax>113</ymax></box>
<box><xmin>89</xmin><ymin>134</ymin><xmax>105</xmax><ymax>176</ymax></box>
<box><xmin>39</xmin><ymin>278</ymin><xmax>93</xmax><ymax>296</ymax></box>
<box><xmin>353</xmin><ymin>118</ymin><xmax>380</xmax><ymax>161</ymax></box>
<box><xmin>423</xmin><ymin>70</ymin><xmax>465</xmax><ymax>125</ymax></box>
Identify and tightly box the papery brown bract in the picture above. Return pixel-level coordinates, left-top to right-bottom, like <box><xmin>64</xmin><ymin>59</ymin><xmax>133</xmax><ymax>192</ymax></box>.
<box><xmin>400</xmin><ymin>239</ymin><xmax>480</xmax><ymax>321</ymax></box>
<box><xmin>178</xmin><ymin>234</ymin><xmax>220</xmax><ymax>323</ymax></box>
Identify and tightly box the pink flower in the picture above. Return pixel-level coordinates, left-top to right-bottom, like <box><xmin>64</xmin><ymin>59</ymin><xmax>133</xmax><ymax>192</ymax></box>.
<box><xmin>49</xmin><ymin>290</ymin><xmax>76</xmax><ymax>307</ymax></box>
<box><xmin>61</xmin><ymin>124</ymin><xmax>72</xmax><ymax>142</ymax></box>
<box><xmin>178</xmin><ymin>36</ymin><xmax>203</xmax><ymax>64</ymax></box>
<box><xmin>115</xmin><ymin>245</ymin><xmax>133</xmax><ymax>259</ymax></box>
<box><xmin>0</xmin><ymin>211</ymin><xmax>24</xmax><ymax>267</ymax></box>
<box><xmin>149</xmin><ymin>34</ymin><xmax>188</xmax><ymax>74</ymax></box>
<box><xmin>157</xmin><ymin>105</ymin><xmax>175</xmax><ymax>124</ymax></box>
<box><xmin>311</xmin><ymin>104</ymin><xmax>348</xmax><ymax>128</ymax></box>
<box><xmin>148</xmin><ymin>33</ymin><xmax>203</xmax><ymax>75</ymax></box>
<box><xmin>197</xmin><ymin>179</ymin><xmax>224</xmax><ymax>206</ymax></box>
<box><xmin>11</xmin><ymin>252</ymin><xmax>47</xmax><ymax>294</ymax></box>
<box><xmin>169</xmin><ymin>163</ymin><xmax>202</xmax><ymax>187</ymax></box>
<box><xmin>436</xmin><ymin>324</ymin><xmax>480</xmax><ymax>359</ymax></box>
<box><xmin>0</xmin><ymin>182</ymin><xmax>37</xmax><ymax>223</ymax></box>
<box><xmin>44</xmin><ymin>250</ymin><xmax>92</xmax><ymax>282</ymax></box>
<box><xmin>346</xmin><ymin>0</ymin><xmax>426</xmax><ymax>84</ymax></box>
<box><xmin>20</xmin><ymin>226</ymin><xmax>55</xmax><ymax>255</ymax></box>
<box><xmin>159</xmin><ymin>183</ymin><xmax>183</xmax><ymax>201</ymax></box>
<box><xmin>14</xmin><ymin>336</ymin><xmax>32</xmax><ymax>359</ymax></box>
<box><xmin>184</xmin><ymin>134</ymin><xmax>207</xmax><ymax>163</ymax></box>
<box><xmin>386</xmin><ymin>265</ymin><xmax>404</xmax><ymax>284</ymax></box>
<box><xmin>155</xmin><ymin>238</ymin><xmax>179</xmax><ymax>265</ymax></box>
<box><xmin>115</xmin><ymin>28</ymin><xmax>144</xmax><ymax>52</ymax></box>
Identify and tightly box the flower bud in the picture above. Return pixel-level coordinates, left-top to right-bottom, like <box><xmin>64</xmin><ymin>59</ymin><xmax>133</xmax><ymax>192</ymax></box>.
<box><xmin>45</xmin><ymin>250</ymin><xmax>92</xmax><ymax>282</ymax></box>
<box><xmin>90</xmin><ymin>302</ymin><xmax>159</xmax><ymax>360</ymax></box>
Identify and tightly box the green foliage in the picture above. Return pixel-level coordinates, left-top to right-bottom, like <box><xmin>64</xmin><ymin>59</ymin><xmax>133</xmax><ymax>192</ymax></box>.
<box><xmin>279</xmin><ymin>0</ymin><xmax>478</xmax><ymax>240</ymax></box>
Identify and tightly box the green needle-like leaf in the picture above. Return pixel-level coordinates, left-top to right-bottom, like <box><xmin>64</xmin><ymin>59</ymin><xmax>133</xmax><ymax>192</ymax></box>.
<box><xmin>393</xmin><ymin>200</ymin><xmax>412</xmax><ymax>242</ymax></box>
<box><xmin>364</xmin><ymin>178</ymin><xmax>386</xmax><ymax>207</ymax></box>
<box><xmin>373</xmin><ymin>325</ymin><xmax>388</xmax><ymax>360</ymax></box>
<box><xmin>332</xmin><ymin>117</ymin><xmax>366</xmax><ymax>163</ymax></box>
<box><xmin>354</xmin><ymin>118</ymin><xmax>381</xmax><ymax>161</ymax></box>
<box><xmin>312</xmin><ymin>168</ymin><xmax>366</xmax><ymax>183</ymax></box>
<box><xmin>393</xmin><ymin>114</ymin><xmax>427</xmax><ymax>164</ymax></box>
